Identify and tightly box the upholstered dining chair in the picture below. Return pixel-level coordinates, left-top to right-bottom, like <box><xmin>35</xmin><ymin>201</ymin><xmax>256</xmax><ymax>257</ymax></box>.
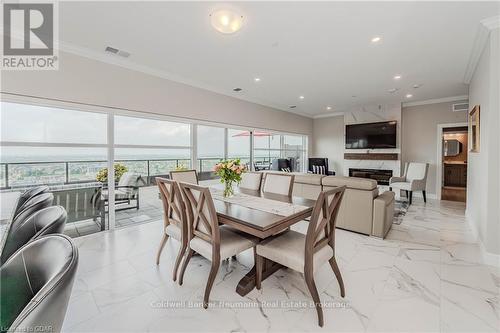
<box><xmin>170</xmin><ymin>170</ymin><xmax>198</xmax><ymax>184</ymax></box>
<box><xmin>12</xmin><ymin>185</ymin><xmax>50</xmax><ymax>217</ymax></box>
<box><xmin>155</xmin><ymin>177</ymin><xmax>188</xmax><ymax>281</ymax></box>
<box><xmin>177</xmin><ymin>183</ymin><xmax>258</xmax><ymax>308</ymax></box>
<box><xmin>239</xmin><ymin>172</ymin><xmax>263</xmax><ymax>191</ymax></box>
<box><xmin>0</xmin><ymin>234</ymin><xmax>78</xmax><ymax>333</ymax></box>
<box><xmin>389</xmin><ymin>162</ymin><xmax>429</xmax><ymax>204</ymax></box>
<box><xmin>12</xmin><ymin>192</ymin><xmax>54</xmax><ymax>225</ymax></box>
<box><xmin>1</xmin><ymin>206</ymin><xmax>67</xmax><ymax>265</ymax></box>
<box><xmin>255</xmin><ymin>186</ymin><xmax>346</xmax><ymax>327</ymax></box>
<box><xmin>262</xmin><ymin>173</ymin><xmax>295</xmax><ymax>196</ymax></box>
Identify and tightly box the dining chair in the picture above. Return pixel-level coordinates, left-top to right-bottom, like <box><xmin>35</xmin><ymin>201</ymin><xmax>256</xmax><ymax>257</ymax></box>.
<box><xmin>0</xmin><ymin>234</ymin><xmax>78</xmax><ymax>333</ymax></box>
<box><xmin>1</xmin><ymin>206</ymin><xmax>67</xmax><ymax>265</ymax></box>
<box><xmin>255</xmin><ymin>186</ymin><xmax>346</xmax><ymax>327</ymax></box>
<box><xmin>239</xmin><ymin>172</ymin><xmax>263</xmax><ymax>191</ymax></box>
<box><xmin>12</xmin><ymin>192</ymin><xmax>54</xmax><ymax>225</ymax></box>
<box><xmin>12</xmin><ymin>185</ymin><xmax>50</xmax><ymax>217</ymax></box>
<box><xmin>262</xmin><ymin>173</ymin><xmax>295</xmax><ymax>196</ymax></box>
<box><xmin>155</xmin><ymin>177</ymin><xmax>188</xmax><ymax>281</ymax></box>
<box><xmin>177</xmin><ymin>182</ymin><xmax>258</xmax><ymax>308</ymax></box>
<box><xmin>170</xmin><ymin>170</ymin><xmax>199</xmax><ymax>184</ymax></box>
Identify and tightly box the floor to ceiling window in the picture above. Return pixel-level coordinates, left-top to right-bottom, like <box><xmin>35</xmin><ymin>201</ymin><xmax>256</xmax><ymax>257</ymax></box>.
<box><xmin>196</xmin><ymin>125</ymin><xmax>225</xmax><ymax>180</ymax></box>
<box><xmin>227</xmin><ymin>129</ymin><xmax>251</xmax><ymax>168</ymax></box>
<box><xmin>252</xmin><ymin>132</ymin><xmax>307</xmax><ymax>172</ymax></box>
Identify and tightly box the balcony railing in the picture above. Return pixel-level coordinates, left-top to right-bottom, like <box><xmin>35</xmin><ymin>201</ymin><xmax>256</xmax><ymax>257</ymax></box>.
<box><xmin>0</xmin><ymin>157</ymin><xmax>276</xmax><ymax>189</ymax></box>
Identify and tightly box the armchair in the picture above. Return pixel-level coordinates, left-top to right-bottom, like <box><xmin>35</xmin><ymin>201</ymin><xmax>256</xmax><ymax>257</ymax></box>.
<box><xmin>102</xmin><ymin>172</ymin><xmax>145</xmax><ymax>211</ymax></box>
<box><xmin>308</xmin><ymin>158</ymin><xmax>335</xmax><ymax>175</ymax></box>
<box><xmin>389</xmin><ymin>162</ymin><xmax>429</xmax><ymax>204</ymax></box>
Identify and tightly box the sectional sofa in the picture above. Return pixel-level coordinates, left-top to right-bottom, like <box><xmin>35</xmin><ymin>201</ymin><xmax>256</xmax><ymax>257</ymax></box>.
<box><xmin>260</xmin><ymin>171</ymin><xmax>395</xmax><ymax>239</ymax></box>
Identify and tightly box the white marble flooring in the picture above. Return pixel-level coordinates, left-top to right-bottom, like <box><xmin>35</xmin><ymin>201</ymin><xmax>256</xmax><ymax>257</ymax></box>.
<box><xmin>62</xmin><ymin>199</ymin><xmax>499</xmax><ymax>333</ymax></box>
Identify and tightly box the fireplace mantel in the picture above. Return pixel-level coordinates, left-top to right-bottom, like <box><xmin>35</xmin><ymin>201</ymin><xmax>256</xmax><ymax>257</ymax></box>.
<box><xmin>344</xmin><ymin>153</ymin><xmax>399</xmax><ymax>161</ymax></box>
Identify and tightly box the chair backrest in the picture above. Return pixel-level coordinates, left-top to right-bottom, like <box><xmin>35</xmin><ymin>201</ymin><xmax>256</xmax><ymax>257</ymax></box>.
<box><xmin>1</xmin><ymin>206</ymin><xmax>67</xmax><ymax>265</ymax></box>
<box><xmin>0</xmin><ymin>234</ymin><xmax>78</xmax><ymax>333</ymax></box>
<box><xmin>12</xmin><ymin>192</ymin><xmax>54</xmax><ymax>224</ymax></box>
<box><xmin>405</xmin><ymin>162</ymin><xmax>429</xmax><ymax>182</ymax></box>
<box><xmin>239</xmin><ymin>172</ymin><xmax>263</xmax><ymax>191</ymax></box>
<box><xmin>117</xmin><ymin>172</ymin><xmax>142</xmax><ymax>195</ymax></box>
<box><xmin>13</xmin><ymin>186</ymin><xmax>50</xmax><ymax>217</ymax></box>
<box><xmin>304</xmin><ymin>186</ymin><xmax>346</xmax><ymax>270</ymax></box>
<box><xmin>308</xmin><ymin>158</ymin><xmax>329</xmax><ymax>173</ymax></box>
<box><xmin>178</xmin><ymin>183</ymin><xmax>220</xmax><ymax>259</ymax></box>
<box><xmin>156</xmin><ymin>177</ymin><xmax>186</xmax><ymax>230</ymax></box>
<box><xmin>263</xmin><ymin>173</ymin><xmax>295</xmax><ymax>196</ymax></box>
<box><xmin>170</xmin><ymin>170</ymin><xmax>198</xmax><ymax>184</ymax></box>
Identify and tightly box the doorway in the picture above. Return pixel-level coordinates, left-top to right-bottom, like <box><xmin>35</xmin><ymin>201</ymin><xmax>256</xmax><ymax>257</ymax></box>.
<box><xmin>440</xmin><ymin>126</ymin><xmax>468</xmax><ymax>202</ymax></box>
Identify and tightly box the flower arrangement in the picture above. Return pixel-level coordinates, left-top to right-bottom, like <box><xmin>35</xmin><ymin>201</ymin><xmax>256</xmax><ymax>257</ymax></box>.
<box><xmin>214</xmin><ymin>159</ymin><xmax>247</xmax><ymax>197</ymax></box>
<box><xmin>96</xmin><ymin>163</ymin><xmax>128</xmax><ymax>183</ymax></box>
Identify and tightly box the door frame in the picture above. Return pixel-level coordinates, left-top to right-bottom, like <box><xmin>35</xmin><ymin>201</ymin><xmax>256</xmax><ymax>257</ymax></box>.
<box><xmin>436</xmin><ymin>122</ymin><xmax>468</xmax><ymax>200</ymax></box>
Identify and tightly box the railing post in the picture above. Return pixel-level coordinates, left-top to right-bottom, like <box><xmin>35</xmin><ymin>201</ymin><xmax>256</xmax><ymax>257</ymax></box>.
<box><xmin>199</xmin><ymin>159</ymin><xmax>202</xmax><ymax>172</ymax></box>
<box><xmin>5</xmin><ymin>164</ymin><xmax>9</xmax><ymax>189</ymax></box>
<box><xmin>65</xmin><ymin>162</ymin><xmax>69</xmax><ymax>184</ymax></box>
<box><xmin>147</xmin><ymin>160</ymin><xmax>150</xmax><ymax>184</ymax></box>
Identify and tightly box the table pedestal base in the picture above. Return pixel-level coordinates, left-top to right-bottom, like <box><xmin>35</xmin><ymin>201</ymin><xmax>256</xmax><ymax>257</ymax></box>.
<box><xmin>236</xmin><ymin>258</ymin><xmax>283</xmax><ymax>296</ymax></box>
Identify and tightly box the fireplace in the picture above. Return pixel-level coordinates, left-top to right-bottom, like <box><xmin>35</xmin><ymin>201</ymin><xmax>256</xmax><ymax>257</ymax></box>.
<box><xmin>349</xmin><ymin>168</ymin><xmax>393</xmax><ymax>185</ymax></box>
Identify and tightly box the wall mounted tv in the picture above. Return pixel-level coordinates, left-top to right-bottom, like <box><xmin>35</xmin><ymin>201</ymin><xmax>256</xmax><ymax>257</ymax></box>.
<box><xmin>345</xmin><ymin>121</ymin><xmax>397</xmax><ymax>149</ymax></box>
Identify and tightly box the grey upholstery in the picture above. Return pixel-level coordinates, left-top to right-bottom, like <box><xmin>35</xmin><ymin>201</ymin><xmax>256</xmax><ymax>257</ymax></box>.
<box><xmin>1</xmin><ymin>206</ymin><xmax>67</xmax><ymax>265</ymax></box>
<box><xmin>13</xmin><ymin>186</ymin><xmax>50</xmax><ymax>217</ymax></box>
<box><xmin>12</xmin><ymin>193</ymin><xmax>54</xmax><ymax>226</ymax></box>
<box><xmin>0</xmin><ymin>235</ymin><xmax>78</xmax><ymax>333</ymax></box>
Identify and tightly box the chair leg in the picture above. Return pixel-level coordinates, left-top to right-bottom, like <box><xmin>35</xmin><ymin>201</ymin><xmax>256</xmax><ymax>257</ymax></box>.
<box><xmin>255</xmin><ymin>251</ymin><xmax>263</xmax><ymax>290</ymax></box>
<box><xmin>422</xmin><ymin>190</ymin><xmax>427</xmax><ymax>203</ymax></box>
<box><xmin>405</xmin><ymin>190</ymin><xmax>409</xmax><ymax>198</ymax></box>
<box><xmin>178</xmin><ymin>249</ymin><xmax>194</xmax><ymax>286</ymax></box>
<box><xmin>329</xmin><ymin>257</ymin><xmax>345</xmax><ymax>297</ymax></box>
<box><xmin>172</xmin><ymin>240</ymin><xmax>187</xmax><ymax>282</ymax></box>
<box><xmin>203</xmin><ymin>259</ymin><xmax>220</xmax><ymax>309</ymax></box>
<box><xmin>389</xmin><ymin>187</ymin><xmax>392</xmax><ymax>191</ymax></box>
<box><xmin>304</xmin><ymin>270</ymin><xmax>324</xmax><ymax>327</ymax></box>
<box><xmin>155</xmin><ymin>234</ymin><xmax>169</xmax><ymax>265</ymax></box>
<box><xmin>409</xmin><ymin>191</ymin><xmax>413</xmax><ymax>205</ymax></box>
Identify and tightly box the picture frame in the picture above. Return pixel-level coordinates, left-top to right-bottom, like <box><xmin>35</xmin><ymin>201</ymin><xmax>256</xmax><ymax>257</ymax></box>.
<box><xmin>469</xmin><ymin>105</ymin><xmax>480</xmax><ymax>152</ymax></box>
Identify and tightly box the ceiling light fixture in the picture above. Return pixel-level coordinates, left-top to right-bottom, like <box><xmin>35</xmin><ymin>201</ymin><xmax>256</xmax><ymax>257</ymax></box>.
<box><xmin>371</xmin><ymin>36</ymin><xmax>382</xmax><ymax>43</ymax></box>
<box><xmin>413</xmin><ymin>84</ymin><xmax>421</xmax><ymax>89</ymax></box>
<box><xmin>299</xmin><ymin>96</ymin><xmax>305</xmax><ymax>100</ymax></box>
<box><xmin>254</xmin><ymin>78</ymin><xmax>261</xmax><ymax>82</ymax></box>
<box><xmin>393</xmin><ymin>75</ymin><xmax>402</xmax><ymax>80</ymax></box>
<box><xmin>387</xmin><ymin>88</ymin><xmax>399</xmax><ymax>93</ymax></box>
<box><xmin>326</xmin><ymin>106</ymin><xmax>332</xmax><ymax>110</ymax></box>
<box><xmin>406</xmin><ymin>94</ymin><xmax>413</xmax><ymax>98</ymax></box>
<box><xmin>210</xmin><ymin>10</ymin><xmax>244</xmax><ymax>34</ymax></box>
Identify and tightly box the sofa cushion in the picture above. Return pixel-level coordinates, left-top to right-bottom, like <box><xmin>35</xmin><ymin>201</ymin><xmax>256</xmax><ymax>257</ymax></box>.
<box><xmin>322</xmin><ymin>176</ymin><xmax>377</xmax><ymax>191</ymax></box>
<box><xmin>292</xmin><ymin>173</ymin><xmax>324</xmax><ymax>185</ymax></box>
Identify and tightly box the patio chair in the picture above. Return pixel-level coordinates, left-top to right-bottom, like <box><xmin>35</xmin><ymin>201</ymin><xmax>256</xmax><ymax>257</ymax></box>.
<box><xmin>102</xmin><ymin>172</ymin><xmax>145</xmax><ymax>211</ymax></box>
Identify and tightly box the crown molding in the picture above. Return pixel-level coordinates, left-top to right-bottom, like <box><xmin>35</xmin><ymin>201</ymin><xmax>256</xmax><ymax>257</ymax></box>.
<box><xmin>464</xmin><ymin>16</ymin><xmax>500</xmax><ymax>84</ymax></box>
<box><xmin>402</xmin><ymin>95</ymin><xmax>468</xmax><ymax>108</ymax></box>
<box><xmin>313</xmin><ymin>111</ymin><xmax>345</xmax><ymax>119</ymax></box>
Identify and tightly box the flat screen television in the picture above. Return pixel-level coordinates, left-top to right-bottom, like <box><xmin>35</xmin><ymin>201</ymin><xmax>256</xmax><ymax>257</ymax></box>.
<box><xmin>345</xmin><ymin>121</ymin><xmax>397</xmax><ymax>149</ymax></box>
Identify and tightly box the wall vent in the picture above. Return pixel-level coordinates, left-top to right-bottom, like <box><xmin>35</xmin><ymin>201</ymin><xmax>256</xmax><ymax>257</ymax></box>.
<box><xmin>105</xmin><ymin>46</ymin><xmax>130</xmax><ymax>58</ymax></box>
<box><xmin>452</xmin><ymin>102</ymin><xmax>469</xmax><ymax>112</ymax></box>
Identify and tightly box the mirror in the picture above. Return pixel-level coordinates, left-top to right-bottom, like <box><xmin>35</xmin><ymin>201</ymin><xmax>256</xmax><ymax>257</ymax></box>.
<box><xmin>444</xmin><ymin>139</ymin><xmax>462</xmax><ymax>156</ymax></box>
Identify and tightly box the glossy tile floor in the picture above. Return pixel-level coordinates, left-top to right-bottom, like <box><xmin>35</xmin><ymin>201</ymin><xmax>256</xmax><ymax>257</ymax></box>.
<box><xmin>62</xmin><ymin>199</ymin><xmax>499</xmax><ymax>332</ymax></box>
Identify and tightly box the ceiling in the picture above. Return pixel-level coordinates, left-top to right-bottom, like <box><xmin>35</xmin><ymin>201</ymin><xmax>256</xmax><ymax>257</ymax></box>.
<box><xmin>58</xmin><ymin>1</ymin><xmax>499</xmax><ymax>117</ymax></box>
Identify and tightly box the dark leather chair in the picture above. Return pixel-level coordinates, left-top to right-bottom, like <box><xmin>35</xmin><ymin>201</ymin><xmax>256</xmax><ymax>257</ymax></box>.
<box><xmin>0</xmin><ymin>235</ymin><xmax>78</xmax><ymax>333</ymax></box>
<box><xmin>12</xmin><ymin>186</ymin><xmax>50</xmax><ymax>217</ymax></box>
<box><xmin>12</xmin><ymin>192</ymin><xmax>54</xmax><ymax>225</ymax></box>
<box><xmin>271</xmin><ymin>158</ymin><xmax>292</xmax><ymax>172</ymax></box>
<box><xmin>0</xmin><ymin>206</ymin><xmax>67</xmax><ymax>265</ymax></box>
<box><xmin>308</xmin><ymin>158</ymin><xmax>335</xmax><ymax>175</ymax></box>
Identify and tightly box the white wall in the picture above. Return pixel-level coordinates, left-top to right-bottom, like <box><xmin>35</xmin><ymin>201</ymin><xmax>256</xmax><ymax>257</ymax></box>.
<box><xmin>468</xmin><ymin>28</ymin><xmax>500</xmax><ymax>257</ymax></box>
<box><xmin>402</xmin><ymin>101</ymin><xmax>468</xmax><ymax>196</ymax></box>
<box><xmin>312</xmin><ymin>115</ymin><xmax>344</xmax><ymax>174</ymax></box>
<box><xmin>0</xmin><ymin>50</ymin><xmax>313</xmax><ymax>136</ymax></box>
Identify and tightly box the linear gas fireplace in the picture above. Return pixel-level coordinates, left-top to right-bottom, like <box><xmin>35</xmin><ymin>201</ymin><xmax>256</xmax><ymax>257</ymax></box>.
<box><xmin>349</xmin><ymin>168</ymin><xmax>393</xmax><ymax>185</ymax></box>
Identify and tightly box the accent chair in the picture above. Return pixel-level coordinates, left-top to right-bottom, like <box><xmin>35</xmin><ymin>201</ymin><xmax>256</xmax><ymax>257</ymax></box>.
<box><xmin>389</xmin><ymin>162</ymin><xmax>429</xmax><ymax>204</ymax></box>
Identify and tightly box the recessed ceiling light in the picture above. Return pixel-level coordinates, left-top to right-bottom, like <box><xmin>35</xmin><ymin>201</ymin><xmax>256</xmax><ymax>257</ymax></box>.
<box><xmin>326</xmin><ymin>106</ymin><xmax>332</xmax><ymax>110</ymax></box>
<box><xmin>413</xmin><ymin>84</ymin><xmax>422</xmax><ymax>89</ymax></box>
<box><xmin>254</xmin><ymin>78</ymin><xmax>261</xmax><ymax>82</ymax></box>
<box><xmin>289</xmin><ymin>105</ymin><xmax>297</xmax><ymax>109</ymax></box>
<box><xmin>371</xmin><ymin>36</ymin><xmax>382</xmax><ymax>43</ymax></box>
<box><xmin>388</xmin><ymin>88</ymin><xmax>399</xmax><ymax>93</ymax></box>
<box><xmin>233</xmin><ymin>87</ymin><xmax>242</xmax><ymax>92</ymax></box>
<box><xmin>393</xmin><ymin>75</ymin><xmax>402</xmax><ymax>80</ymax></box>
<box><xmin>299</xmin><ymin>96</ymin><xmax>305</xmax><ymax>100</ymax></box>
<box><xmin>406</xmin><ymin>94</ymin><xmax>413</xmax><ymax>98</ymax></box>
<box><xmin>210</xmin><ymin>10</ymin><xmax>244</xmax><ymax>34</ymax></box>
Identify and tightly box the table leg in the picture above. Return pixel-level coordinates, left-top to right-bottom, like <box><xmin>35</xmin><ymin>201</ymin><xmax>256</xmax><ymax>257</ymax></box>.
<box><xmin>236</xmin><ymin>258</ymin><xmax>283</xmax><ymax>296</ymax></box>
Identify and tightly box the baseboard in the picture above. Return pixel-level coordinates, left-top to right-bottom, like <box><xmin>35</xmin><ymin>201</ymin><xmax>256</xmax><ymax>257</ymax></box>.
<box><xmin>465</xmin><ymin>211</ymin><xmax>500</xmax><ymax>267</ymax></box>
<box><xmin>412</xmin><ymin>191</ymin><xmax>437</xmax><ymax>200</ymax></box>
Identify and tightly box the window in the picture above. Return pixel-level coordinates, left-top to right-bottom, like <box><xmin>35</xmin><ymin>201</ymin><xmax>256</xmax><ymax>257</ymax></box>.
<box><xmin>227</xmin><ymin>129</ymin><xmax>251</xmax><ymax>167</ymax></box>
<box><xmin>252</xmin><ymin>132</ymin><xmax>307</xmax><ymax>172</ymax></box>
<box><xmin>114</xmin><ymin>116</ymin><xmax>190</xmax><ymax>146</ymax></box>
<box><xmin>197</xmin><ymin>125</ymin><xmax>224</xmax><ymax>176</ymax></box>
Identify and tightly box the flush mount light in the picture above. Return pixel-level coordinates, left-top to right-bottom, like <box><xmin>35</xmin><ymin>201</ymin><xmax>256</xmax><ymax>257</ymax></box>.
<box><xmin>254</xmin><ymin>78</ymin><xmax>261</xmax><ymax>82</ymax></box>
<box><xmin>413</xmin><ymin>84</ymin><xmax>422</xmax><ymax>89</ymax></box>
<box><xmin>406</xmin><ymin>94</ymin><xmax>413</xmax><ymax>98</ymax></box>
<box><xmin>299</xmin><ymin>96</ymin><xmax>305</xmax><ymax>100</ymax></box>
<box><xmin>371</xmin><ymin>36</ymin><xmax>382</xmax><ymax>43</ymax></box>
<box><xmin>326</xmin><ymin>106</ymin><xmax>332</xmax><ymax>110</ymax></box>
<box><xmin>210</xmin><ymin>10</ymin><xmax>244</xmax><ymax>34</ymax></box>
<box><xmin>393</xmin><ymin>75</ymin><xmax>402</xmax><ymax>80</ymax></box>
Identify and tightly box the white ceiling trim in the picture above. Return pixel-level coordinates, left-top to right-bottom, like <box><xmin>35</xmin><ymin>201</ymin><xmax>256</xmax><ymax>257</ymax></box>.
<box><xmin>55</xmin><ymin>40</ymin><xmax>314</xmax><ymax>119</ymax></box>
<box><xmin>464</xmin><ymin>15</ymin><xmax>500</xmax><ymax>84</ymax></box>
<box><xmin>402</xmin><ymin>95</ymin><xmax>468</xmax><ymax>108</ymax></box>
<box><xmin>313</xmin><ymin>112</ymin><xmax>345</xmax><ymax>119</ymax></box>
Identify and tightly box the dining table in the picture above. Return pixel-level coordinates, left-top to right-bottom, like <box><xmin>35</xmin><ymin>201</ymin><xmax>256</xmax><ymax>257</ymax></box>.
<box><xmin>210</xmin><ymin>185</ymin><xmax>316</xmax><ymax>296</ymax></box>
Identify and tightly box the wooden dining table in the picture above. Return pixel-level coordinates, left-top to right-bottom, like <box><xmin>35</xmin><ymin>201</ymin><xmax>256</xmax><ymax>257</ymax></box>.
<box><xmin>210</xmin><ymin>186</ymin><xmax>316</xmax><ymax>296</ymax></box>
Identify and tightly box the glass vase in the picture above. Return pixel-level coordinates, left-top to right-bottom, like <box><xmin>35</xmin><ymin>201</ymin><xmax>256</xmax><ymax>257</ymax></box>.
<box><xmin>223</xmin><ymin>180</ymin><xmax>234</xmax><ymax>198</ymax></box>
